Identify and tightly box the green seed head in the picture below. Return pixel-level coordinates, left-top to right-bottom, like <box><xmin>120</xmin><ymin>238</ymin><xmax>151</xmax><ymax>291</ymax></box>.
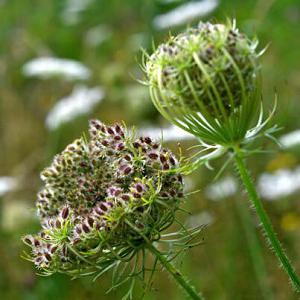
<box><xmin>146</xmin><ymin>21</ymin><xmax>262</xmax><ymax>145</ymax></box>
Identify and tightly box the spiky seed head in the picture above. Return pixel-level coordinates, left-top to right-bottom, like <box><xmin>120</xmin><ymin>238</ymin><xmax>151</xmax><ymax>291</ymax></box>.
<box><xmin>145</xmin><ymin>21</ymin><xmax>262</xmax><ymax>146</ymax></box>
<box><xmin>23</xmin><ymin>120</ymin><xmax>184</xmax><ymax>275</ymax></box>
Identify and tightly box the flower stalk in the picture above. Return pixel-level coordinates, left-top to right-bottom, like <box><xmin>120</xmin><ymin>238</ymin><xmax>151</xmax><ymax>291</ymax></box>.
<box><xmin>147</xmin><ymin>242</ymin><xmax>204</xmax><ymax>300</ymax></box>
<box><xmin>233</xmin><ymin>147</ymin><xmax>300</xmax><ymax>291</ymax></box>
<box><xmin>233</xmin><ymin>184</ymin><xmax>273</xmax><ymax>299</ymax></box>
<box><xmin>125</xmin><ymin>218</ymin><xmax>204</xmax><ymax>300</ymax></box>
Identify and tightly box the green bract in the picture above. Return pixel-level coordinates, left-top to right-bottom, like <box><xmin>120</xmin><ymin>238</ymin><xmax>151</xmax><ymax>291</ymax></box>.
<box><xmin>22</xmin><ymin>120</ymin><xmax>184</xmax><ymax>276</ymax></box>
<box><xmin>145</xmin><ymin>21</ymin><xmax>262</xmax><ymax>146</ymax></box>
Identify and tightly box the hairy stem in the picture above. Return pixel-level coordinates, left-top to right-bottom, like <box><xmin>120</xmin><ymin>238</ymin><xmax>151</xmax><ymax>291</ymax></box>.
<box><xmin>233</xmin><ymin>148</ymin><xmax>300</xmax><ymax>292</ymax></box>
<box><xmin>147</xmin><ymin>243</ymin><xmax>204</xmax><ymax>300</ymax></box>
<box><xmin>234</xmin><ymin>193</ymin><xmax>273</xmax><ymax>298</ymax></box>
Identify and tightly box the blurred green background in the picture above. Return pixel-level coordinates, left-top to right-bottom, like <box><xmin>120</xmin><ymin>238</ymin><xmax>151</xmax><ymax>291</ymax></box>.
<box><xmin>1</xmin><ymin>0</ymin><xmax>300</xmax><ymax>299</ymax></box>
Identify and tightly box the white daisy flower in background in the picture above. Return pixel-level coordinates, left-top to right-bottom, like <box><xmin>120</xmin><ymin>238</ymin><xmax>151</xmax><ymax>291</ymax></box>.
<box><xmin>22</xmin><ymin>57</ymin><xmax>91</xmax><ymax>81</ymax></box>
<box><xmin>139</xmin><ymin>125</ymin><xmax>194</xmax><ymax>142</ymax></box>
<box><xmin>46</xmin><ymin>85</ymin><xmax>105</xmax><ymax>130</ymax></box>
<box><xmin>279</xmin><ymin>130</ymin><xmax>300</xmax><ymax>149</ymax></box>
<box><xmin>258</xmin><ymin>167</ymin><xmax>300</xmax><ymax>200</ymax></box>
<box><xmin>61</xmin><ymin>0</ymin><xmax>93</xmax><ymax>25</ymax></box>
<box><xmin>204</xmin><ymin>169</ymin><xmax>300</xmax><ymax>202</ymax></box>
<box><xmin>205</xmin><ymin>176</ymin><xmax>238</xmax><ymax>201</ymax></box>
<box><xmin>0</xmin><ymin>177</ymin><xmax>17</xmax><ymax>197</ymax></box>
<box><xmin>158</xmin><ymin>0</ymin><xmax>182</xmax><ymax>3</ymax></box>
<box><xmin>85</xmin><ymin>25</ymin><xmax>112</xmax><ymax>48</ymax></box>
<box><xmin>153</xmin><ymin>0</ymin><xmax>219</xmax><ymax>29</ymax></box>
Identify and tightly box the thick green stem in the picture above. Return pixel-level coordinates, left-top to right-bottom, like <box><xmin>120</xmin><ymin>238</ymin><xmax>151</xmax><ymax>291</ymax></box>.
<box><xmin>147</xmin><ymin>243</ymin><xmax>204</xmax><ymax>300</ymax></box>
<box><xmin>234</xmin><ymin>148</ymin><xmax>300</xmax><ymax>292</ymax></box>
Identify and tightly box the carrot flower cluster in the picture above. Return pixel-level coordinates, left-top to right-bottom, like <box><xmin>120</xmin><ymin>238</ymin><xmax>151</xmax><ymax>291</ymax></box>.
<box><xmin>23</xmin><ymin>120</ymin><xmax>184</xmax><ymax>276</ymax></box>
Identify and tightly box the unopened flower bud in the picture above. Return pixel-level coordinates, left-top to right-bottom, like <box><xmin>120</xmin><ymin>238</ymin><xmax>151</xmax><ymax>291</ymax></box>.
<box><xmin>145</xmin><ymin>21</ymin><xmax>262</xmax><ymax>145</ymax></box>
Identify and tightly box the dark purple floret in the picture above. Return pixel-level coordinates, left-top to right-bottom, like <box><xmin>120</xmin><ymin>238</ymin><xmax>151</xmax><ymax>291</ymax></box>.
<box><xmin>144</xmin><ymin>137</ymin><xmax>152</xmax><ymax>144</ymax></box>
<box><xmin>149</xmin><ymin>152</ymin><xmax>158</xmax><ymax>160</ymax></box>
<box><xmin>82</xmin><ymin>223</ymin><xmax>90</xmax><ymax>233</ymax></box>
<box><xmin>61</xmin><ymin>207</ymin><xmax>70</xmax><ymax>219</ymax></box>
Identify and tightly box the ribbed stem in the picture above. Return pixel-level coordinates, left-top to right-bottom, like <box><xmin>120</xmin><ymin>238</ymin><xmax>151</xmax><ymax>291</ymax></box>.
<box><xmin>147</xmin><ymin>243</ymin><xmax>204</xmax><ymax>300</ymax></box>
<box><xmin>233</xmin><ymin>148</ymin><xmax>300</xmax><ymax>292</ymax></box>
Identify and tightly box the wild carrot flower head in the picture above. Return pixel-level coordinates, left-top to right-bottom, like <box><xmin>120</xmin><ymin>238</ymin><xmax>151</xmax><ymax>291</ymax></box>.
<box><xmin>145</xmin><ymin>21</ymin><xmax>263</xmax><ymax>146</ymax></box>
<box><xmin>22</xmin><ymin>120</ymin><xmax>184</xmax><ymax>276</ymax></box>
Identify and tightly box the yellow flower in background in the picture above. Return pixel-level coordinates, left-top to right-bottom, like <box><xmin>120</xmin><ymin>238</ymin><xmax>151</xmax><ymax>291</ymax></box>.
<box><xmin>266</xmin><ymin>153</ymin><xmax>298</xmax><ymax>172</ymax></box>
<box><xmin>281</xmin><ymin>212</ymin><xmax>300</xmax><ymax>232</ymax></box>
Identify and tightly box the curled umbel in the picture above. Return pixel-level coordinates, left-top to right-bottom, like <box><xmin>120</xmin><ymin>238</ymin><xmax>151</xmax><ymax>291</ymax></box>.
<box><xmin>146</xmin><ymin>21</ymin><xmax>262</xmax><ymax>146</ymax></box>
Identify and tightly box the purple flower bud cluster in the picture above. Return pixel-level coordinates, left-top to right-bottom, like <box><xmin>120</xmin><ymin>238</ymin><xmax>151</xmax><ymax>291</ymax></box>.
<box><xmin>23</xmin><ymin>120</ymin><xmax>184</xmax><ymax>275</ymax></box>
<box><xmin>23</xmin><ymin>206</ymin><xmax>71</xmax><ymax>269</ymax></box>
